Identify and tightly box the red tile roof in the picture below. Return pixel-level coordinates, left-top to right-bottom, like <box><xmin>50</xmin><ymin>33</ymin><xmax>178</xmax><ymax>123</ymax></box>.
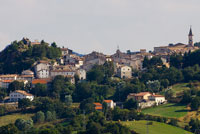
<box><xmin>104</xmin><ymin>100</ymin><xmax>112</xmax><ymax>103</ymax></box>
<box><xmin>94</xmin><ymin>103</ymin><xmax>102</xmax><ymax>106</ymax></box>
<box><xmin>130</xmin><ymin>92</ymin><xmax>151</xmax><ymax>97</ymax></box>
<box><xmin>95</xmin><ymin>107</ymin><xmax>102</xmax><ymax>110</ymax></box>
<box><xmin>15</xmin><ymin>90</ymin><xmax>33</xmax><ymax>96</ymax></box>
<box><xmin>32</xmin><ymin>79</ymin><xmax>48</xmax><ymax>84</ymax></box>
<box><xmin>152</xmin><ymin>95</ymin><xmax>165</xmax><ymax>97</ymax></box>
<box><xmin>1</xmin><ymin>80</ymin><xmax>13</xmax><ymax>83</ymax></box>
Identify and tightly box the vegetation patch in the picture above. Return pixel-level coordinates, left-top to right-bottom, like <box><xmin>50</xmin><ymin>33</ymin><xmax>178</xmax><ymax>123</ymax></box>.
<box><xmin>171</xmin><ymin>83</ymin><xmax>190</xmax><ymax>95</ymax></box>
<box><xmin>0</xmin><ymin>113</ymin><xmax>33</xmax><ymax>127</ymax></box>
<box><xmin>121</xmin><ymin>120</ymin><xmax>192</xmax><ymax>134</ymax></box>
<box><xmin>142</xmin><ymin>103</ymin><xmax>188</xmax><ymax>118</ymax></box>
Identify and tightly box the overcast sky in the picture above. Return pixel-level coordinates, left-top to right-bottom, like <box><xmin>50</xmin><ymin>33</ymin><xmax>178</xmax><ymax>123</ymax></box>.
<box><xmin>0</xmin><ymin>0</ymin><xmax>200</xmax><ymax>54</ymax></box>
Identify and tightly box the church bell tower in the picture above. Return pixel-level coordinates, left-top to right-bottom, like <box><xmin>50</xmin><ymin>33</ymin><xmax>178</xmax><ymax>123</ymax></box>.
<box><xmin>188</xmin><ymin>26</ymin><xmax>193</xmax><ymax>46</ymax></box>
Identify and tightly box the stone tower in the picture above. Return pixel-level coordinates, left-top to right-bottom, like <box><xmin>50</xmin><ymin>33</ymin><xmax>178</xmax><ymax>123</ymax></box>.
<box><xmin>188</xmin><ymin>27</ymin><xmax>193</xmax><ymax>46</ymax></box>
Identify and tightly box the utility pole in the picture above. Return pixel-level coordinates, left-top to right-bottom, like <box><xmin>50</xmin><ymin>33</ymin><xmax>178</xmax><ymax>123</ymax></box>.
<box><xmin>146</xmin><ymin>120</ymin><xmax>149</xmax><ymax>134</ymax></box>
<box><xmin>83</xmin><ymin>110</ymin><xmax>86</xmax><ymax>130</ymax></box>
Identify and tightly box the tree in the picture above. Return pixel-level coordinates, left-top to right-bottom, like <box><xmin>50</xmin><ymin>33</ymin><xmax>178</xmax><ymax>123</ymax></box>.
<box><xmin>8</xmin><ymin>81</ymin><xmax>24</xmax><ymax>93</ymax></box>
<box><xmin>87</xmin><ymin>67</ymin><xmax>104</xmax><ymax>83</ymax></box>
<box><xmin>181</xmin><ymin>91</ymin><xmax>192</xmax><ymax>104</ymax></box>
<box><xmin>32</xmin><ymin>111</ymin><xmax>45</xmax><ymax>123</ymax></box>
<box><xmin>65</xmin><ymin>95</ymin><xmax>73</xmax><ymax>106</ymax></box>
<box><xmin>79</xmin><ymin>98</ymin><xmax>95</xmax><ymax>114</ymax></box>
<box><xmin>0</xmin><ymin>88</ymin><xmax>7</xmax><ymax>101</ymax></box>
<box><xmin>45</xmin><ymin>111</ymin><xmax>54</xmax><ymax>121</ymax></box>
<box><xmin>0</xmin><ymin>124</ymin><xmax>19</xmax><ymax>134</ymax></box>
<box><xmin>124</xmin><ymin>99</ymin><xmax>138</xmax><ymax>110</ymax></box>
<box><xmin>170</xmin><ymin>54</ymin><xmax>183</xmax><ymax>69</ymax></box>
<box><xmin>18</xmin><ymin>98</ymin><xmax>31</xmax><ymax>110</ymax></box>
<box><xmin>15</xmin><ymin>118</ymin><xmax>33</xmax><ymax>131</ymax></box>
<box><xmin>165</xmin><ymin>89</ymin><xmax>174</xmax><ymax>100</ymax></box>
<box><xmin>168</xmin><ymin>118</ymin><xmax>178</xmax><ymax>127</ymax></box>
<box><xmin>146</xmin><ymin>80</ymin><xmax>160</xmax><ymax>92</ymax></box>
<box><xmin>102</xmin><ymin>102</ymin><xmax>108</xmax><ymax>117</ymax></box>
<box><xmin>160</xmin><ymin>79</ymin><xmax>169</xmax><ymax>88</ymax></box>
<box><xmin>31</xmin><ymin>83</ymin><xmax>47</xmax><ymax>97</ymax></box>
<box><xmin>73</xmin><ymin>82</ymin><xmax>93</xmax><ymax>102</ymax></box>
<box><xmin>191</xmin><ymin>97</ymin><xmax>200</xmax><ymax>111</ymax></box>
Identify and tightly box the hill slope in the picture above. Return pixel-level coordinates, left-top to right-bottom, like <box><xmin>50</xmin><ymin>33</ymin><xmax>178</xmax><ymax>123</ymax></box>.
<box><xmin>121</xmin><ymin>120</ymin><xmax>192</xmax><ymax>134</ymax></box>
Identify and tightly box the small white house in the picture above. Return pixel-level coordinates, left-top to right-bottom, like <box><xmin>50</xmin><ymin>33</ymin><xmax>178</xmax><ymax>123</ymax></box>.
<box><xmin>9</xmin><ymin>90</ymin><xmax>34</xmax><ymax>102</ymax></box>
<box><xmin>37</xmin><ymin>69</ymin><xmax>49</xmax><ymax>79</ymax></box>
<box><xmin>34</xmin><ymin>61</ymin><xmax>50</xmax><ymax>78</ymax></box>
<box><xmin>76</xmin><ymin>69</ymin><xmax>86</xmax><ymax>80</ymax></box>
<box><xmin>148</xmin><ymin>95</ymin><xmax>166</xmax><ymax>105</ymax></box>
<box><xmin>103</xmin><ymin>100</ymin><xmax>116</xmax><ymax>109</ymax></box>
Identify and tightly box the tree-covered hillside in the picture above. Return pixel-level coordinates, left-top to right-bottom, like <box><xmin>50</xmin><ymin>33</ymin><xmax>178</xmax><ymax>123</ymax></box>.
<box><xmin>0</xmin><ymin>39</ymin><xmax>61</xmax><ymax>74</ymax></box>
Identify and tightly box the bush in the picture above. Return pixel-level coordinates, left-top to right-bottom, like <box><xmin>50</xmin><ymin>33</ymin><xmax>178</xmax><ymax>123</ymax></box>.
<box><xmin>32</xmin><ymin>111</ymin><xmax>45</xmax><ymax>123</ymax></box>
<box><xmin>15</xmin><ymin>118</ymin><xmax>33</xmax><ymax>131</ymax></box>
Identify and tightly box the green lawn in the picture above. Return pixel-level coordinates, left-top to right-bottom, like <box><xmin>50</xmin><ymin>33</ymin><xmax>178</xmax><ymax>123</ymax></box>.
<box><xmin>0</xmin><ymin>113</ymin><xmax>33</xmax><ymax>126</ymax></box>
<box><xmin>121</xmin><ymin>120</ymin><xmax>192</xmax><ymax>134</ymax></box>
<box><xmin>142</xmin><ymin>103</ymin><xmax>188</xmax><ymax>118</ymax></box>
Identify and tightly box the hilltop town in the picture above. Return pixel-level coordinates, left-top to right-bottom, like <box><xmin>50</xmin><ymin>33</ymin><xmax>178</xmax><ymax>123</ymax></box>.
<box><xmin>0</xmin><ymin>28</ymin><xmax>200</xmax><ymax>134</ymax></box>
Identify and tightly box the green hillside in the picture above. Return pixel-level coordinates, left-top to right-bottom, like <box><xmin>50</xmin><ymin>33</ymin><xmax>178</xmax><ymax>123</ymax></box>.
<box><xmin>0</xmin><ymin>113</ymin><xmax>33</xmax><ymax>127</ymax></box>
<box><xmin>121</xmin><ymin>120</ymin><xmax>192</xmax><ymax>134</ymax></box>
<box><xmin>142</xmin><ymin>103</ymin><xmax>188</xmax><ymax>118</ymax></box>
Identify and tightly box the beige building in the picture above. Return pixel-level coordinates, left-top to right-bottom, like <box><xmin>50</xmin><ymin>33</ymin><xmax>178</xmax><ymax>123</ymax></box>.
<box><xmin>148</xmin><ymin>94</ymin><xmax>166</xmax><ymax>105</ymax></box>
<box><xmin>127</xmin><ymin>92</ymin><xmax>152</xmax><ymax>101</ymax></box>
<box><xmin>117</xmin><ymin>65</ymin><xmax>132</xmax><ymax>79</ymax></box>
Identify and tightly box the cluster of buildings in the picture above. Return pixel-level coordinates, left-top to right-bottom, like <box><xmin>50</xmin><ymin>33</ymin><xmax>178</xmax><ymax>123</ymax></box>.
<box><xmin>3</xmin><ymin>28</ymin><xmax>199</xmax><ymax>104</ymax></box>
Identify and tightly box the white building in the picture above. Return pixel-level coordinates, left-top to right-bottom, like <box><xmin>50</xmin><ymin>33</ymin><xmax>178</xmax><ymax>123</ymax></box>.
<box><xmin>103</xmin><ymin>100</ymin><xmax>116</xmax><ymax>109</ymax></box>
<box><xmin>117</xmin><ymin>65</ymin><xmax>132</xmax><ymax>79</ymax></box>
<box><xmin>9</xmin><ymin>90</ymin><xmax>34</xmax><ymax>102</ymax></box>
<box><xmin>76</xmin><ymin>69</ymin><xmax>86</xmax><ymax>80</ymax></box>
<box><xmin>0</xmin><ymin>74</ymin><xmax>18</xmax><ymax>80</ymax></box>
<box><xmin>34</xmin><ymin>60</ymin><xmax>50</xmax><ymax>78</ymax></box>
<box><xmin>50</xmin><ymin>69</ymin><xmax>75</xmax><ymax>77</ymax></box>
<box><xmin>148</xmin><ymin>95</ymin><xmax>166</xmax><ymax>105</ymax></box>
<box><xmin>36</xmin><ymin>69</ymin><xmax>49</xmax><ymax>79</ymax></box>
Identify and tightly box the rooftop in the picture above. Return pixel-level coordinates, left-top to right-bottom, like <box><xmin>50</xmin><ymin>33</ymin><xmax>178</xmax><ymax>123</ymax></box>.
<box><xmin>14</xmin><ymin>90</ymin><xmax>33</xmax><ymax>96</ymax></box>
<box><xmin>32</xmin><ymin>79</ymin><xmax>49</xmax><ymax>84</ymax></box>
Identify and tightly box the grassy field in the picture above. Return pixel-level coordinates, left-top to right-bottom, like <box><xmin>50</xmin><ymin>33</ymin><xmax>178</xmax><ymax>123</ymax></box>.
<box><xmin>171</xmin><ymin>83</ymin><xmax>190</xmax><ymax>95</ymax></box>
<box><xmin>142</xmin><ymin>103</ymin><xmax>188</xmax><ymax>118</ymax></box>
<box><xmin>121</xmin><ymin>120</ymin><xmax>192</xmax><ymax>134</ymax></box>
<box><xmin>0</xmin><ymin>113</ymin><xmax>33</xmax><ymax>126</ymax></box>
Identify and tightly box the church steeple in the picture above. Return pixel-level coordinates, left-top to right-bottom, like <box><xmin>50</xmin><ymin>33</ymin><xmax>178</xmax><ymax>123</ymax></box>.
<box><xmin>188</xmin><ymin>26</ymin><xmax>193</xmax><ymax>46</ymax></box>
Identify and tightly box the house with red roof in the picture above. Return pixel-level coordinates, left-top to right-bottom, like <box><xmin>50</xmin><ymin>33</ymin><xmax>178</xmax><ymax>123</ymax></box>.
<box><xmin>9</xmin><ymin>90</ymin><xmax>34</xmax><ymax>102</ymax></box>
<box><xmin>127</xmin><ymin>92</ymin><xmax>152</xmax><ymax>101</ymax></box>
<box><xmin>94</xmin><ymin>103</ymin><xmax>102</xmax><ymax>111</ymax></box>
<box><xmin>31</xmin><ymin>78</ymin><xmax>51</xmax><ymax>88</ymax></box>
<box><xmin>103</xmin><ymin>100</ymin><xmax>116</xmax><ymax>109</ymax></box>
<box><xmin>148</xmin><ymin>94</ymin><xmax>166</xmax><ymax>105</ymax></box>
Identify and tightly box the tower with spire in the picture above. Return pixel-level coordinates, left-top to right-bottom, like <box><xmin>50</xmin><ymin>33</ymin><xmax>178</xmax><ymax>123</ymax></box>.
<box><xmin>188</xmin><ymin>26</ymin><xmax>193</xmax><ymax>46</ymax></box>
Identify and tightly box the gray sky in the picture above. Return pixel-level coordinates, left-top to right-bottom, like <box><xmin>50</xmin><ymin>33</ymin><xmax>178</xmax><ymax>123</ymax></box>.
<box><xmin>0</xmin><ymin>0</ymin><xmax>200</xmax><ymax>54</ymax></box>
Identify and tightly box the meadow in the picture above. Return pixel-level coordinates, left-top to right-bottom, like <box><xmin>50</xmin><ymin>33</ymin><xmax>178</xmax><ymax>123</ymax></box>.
<box><xmin>142</xmin><ymin>103</ymin><xmax>188</xmax><ymax>118</ymax></box>
<box><xmin>121</xmin><ymin>120</ymin><xmax>192</xmax><ymax>134</ymax></box>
